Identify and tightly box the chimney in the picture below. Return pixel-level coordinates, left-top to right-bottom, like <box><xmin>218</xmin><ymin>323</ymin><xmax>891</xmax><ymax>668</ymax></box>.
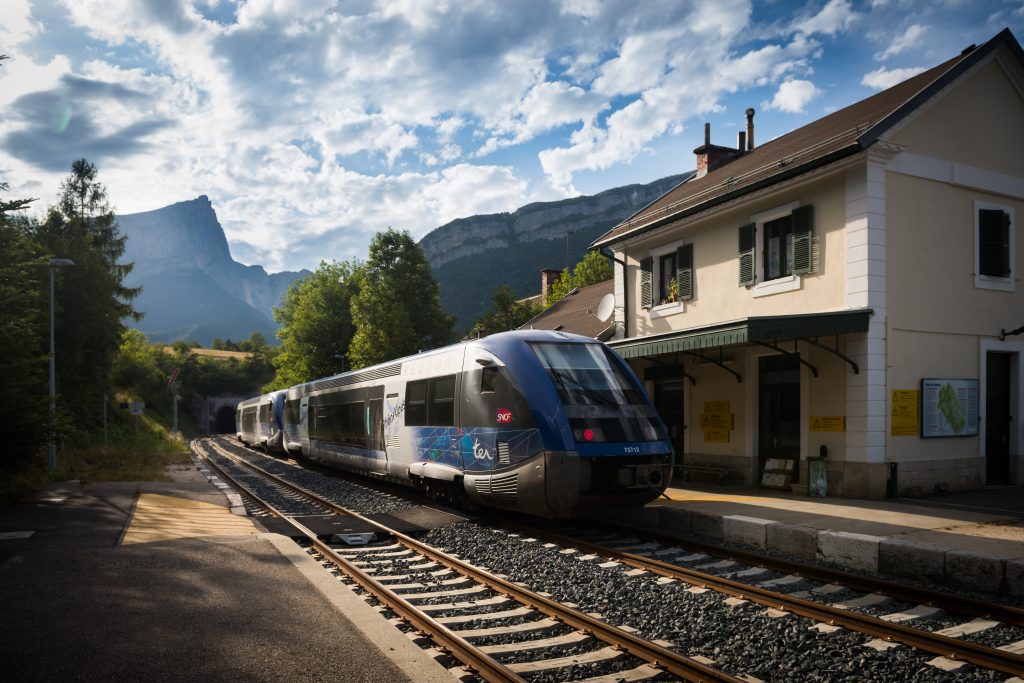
<box><xmin>745</xmin><ymin>108</ymin><xmax>755</xmax><ymax>150</ymax></box>
<box><xmin>541</xmin><ymin>268</ymin><xmax>562</xmax><ymax>307</ymax></box>
<box><xmin>737</xmin><ymin>131</ymin><xmax>746</xmax><ymax>152</ymax></box>
<box><xmin>693</xmin><ymin>122</ymin><xmax>741</xmax><ymax>179</ymax></box>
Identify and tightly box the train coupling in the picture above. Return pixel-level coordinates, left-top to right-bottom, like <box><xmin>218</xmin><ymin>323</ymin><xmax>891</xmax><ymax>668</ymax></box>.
<box><xmin>619</xmin><ymin>464</ymin><xmax>666</xmax><ymax>489</ymax></box>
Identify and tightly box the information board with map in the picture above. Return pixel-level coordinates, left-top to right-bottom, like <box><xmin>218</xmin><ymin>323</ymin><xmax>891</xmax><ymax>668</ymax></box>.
<box><xmin>921</xmin><ymin>379</ymin><xmax>979</xmax><ymax>438</ymax></box>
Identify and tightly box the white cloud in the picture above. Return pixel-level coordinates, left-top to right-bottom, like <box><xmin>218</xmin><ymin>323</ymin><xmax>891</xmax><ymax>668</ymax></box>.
<box><xmin>861</xmin><ymin>65</ymin><xmax>926</xmax><ymax>90</ymax></box>
<box><xmin>0</xmin><ymin>0</ymin><xmax>40</xmax><ymax>47</ymax></box>
<box><xmin>794</xmin><ymin>0</ymin><xmax>859</xmax><ymax>37</ymax></box>
<box><xmin>762</xmin><ymin>79</ymin><xmax>822</xmax><ymax>113</ymax></box>
<box><xmin>874</xmin><ymin>23</ymin><xmax>927</xmax><ymax>60</ymax></box>
<box><xmin>4</xmin><ymin>0</ymin><xmax>996</xmax><ymax>274</ymax></box>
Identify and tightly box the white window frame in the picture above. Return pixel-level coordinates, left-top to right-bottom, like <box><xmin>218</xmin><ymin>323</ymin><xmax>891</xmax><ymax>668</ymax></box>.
<box><xmin>974</xmin><ymin>199</ymin><xmax>1015</xmax><ymax>292</ymax></box>
<box><xmin>750</xmin><ymin>201</ymin><xmax>802</xmax><ymax>298</ymax></box>
<box><xmin>649</xmin><ymin>240</ymin><xmax>685</xmax><ymax>317</ymax></box>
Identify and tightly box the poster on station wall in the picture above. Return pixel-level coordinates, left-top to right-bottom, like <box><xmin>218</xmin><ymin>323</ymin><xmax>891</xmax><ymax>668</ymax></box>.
<box><xmin>890</xmin><ymin>390</ymin><xmax>920</xmax><ymax>436</ymax></box>
<box><xmin>920</xmin><ymin>379</ymin><xmax>979</xmax><ymax>438</ymax></box>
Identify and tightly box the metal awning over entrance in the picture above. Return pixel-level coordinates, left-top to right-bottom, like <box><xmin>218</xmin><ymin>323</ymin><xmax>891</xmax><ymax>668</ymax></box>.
<box><xmin>610</xmin><ymin>309</ymin><xmax>873</xmax><ymax>378</ymax></box>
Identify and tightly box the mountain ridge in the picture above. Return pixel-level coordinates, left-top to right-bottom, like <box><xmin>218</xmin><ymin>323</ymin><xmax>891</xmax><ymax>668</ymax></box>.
<box><xmin>421</xmin><ymin>173</ymin><xmax>688</xmax><ymax>329</ymax></box>
<box><xmin>117</xmin><ymin>195</ymin><xmax>309</xmax><ymax>346</ymax></box>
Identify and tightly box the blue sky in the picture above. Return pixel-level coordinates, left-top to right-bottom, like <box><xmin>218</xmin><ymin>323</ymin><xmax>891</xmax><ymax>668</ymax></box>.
<box><xmin>2</xmin><ymin>1</ymin><xmax>1022</xmax><ymax>273</ymax></box>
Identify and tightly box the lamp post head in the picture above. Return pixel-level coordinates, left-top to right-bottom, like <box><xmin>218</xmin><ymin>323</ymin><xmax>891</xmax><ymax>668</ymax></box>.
<box><xmin>49</xmin><ymin>258</ymin><xmax>75</xmax><ymax>268</ymax></box>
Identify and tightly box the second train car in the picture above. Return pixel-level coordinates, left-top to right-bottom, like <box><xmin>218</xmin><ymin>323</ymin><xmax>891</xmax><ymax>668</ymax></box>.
<box><xmin>237</xmin><ymin>330</ymin><xmax>673</xmax><ymax>518</ymax></box>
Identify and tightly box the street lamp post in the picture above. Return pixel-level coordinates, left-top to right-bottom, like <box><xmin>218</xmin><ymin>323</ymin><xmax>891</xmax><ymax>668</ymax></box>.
<box><xmin>49</xmin><ymin>258</ymin><xmax>74</xmax><ymax>470</ymax></box>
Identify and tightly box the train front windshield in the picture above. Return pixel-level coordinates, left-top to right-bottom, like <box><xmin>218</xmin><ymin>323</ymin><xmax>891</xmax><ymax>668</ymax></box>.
<box><xmin>530</xmin><ymin>342</ymin><xmax>665</xmax><ymax>443</ymax></box>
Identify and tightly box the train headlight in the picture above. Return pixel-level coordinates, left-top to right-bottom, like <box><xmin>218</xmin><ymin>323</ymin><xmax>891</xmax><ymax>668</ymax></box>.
<box><xmin>573</xmin><ymin>426</ymin><xmax>605</xmax><ymax>442</ymax></box>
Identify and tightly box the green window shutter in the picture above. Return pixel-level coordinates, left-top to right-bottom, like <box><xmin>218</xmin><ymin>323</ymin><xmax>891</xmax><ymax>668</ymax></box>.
<box><xmin>676</xmin><ymin>243</ymin><xmax>693</xmax><ymax>301</ymax></box>
<box><xmin>738</xmin><ymin>223</ymin><xmax>756</xmax><ymax>286</ymax></box>
<box><xmin>791</xmin><ymin>204</ymin><xmax>813</xmax><ymax>275</ymax></box>
<box><xmin>979</xmin><ymin>209</ymin><xmax>1011</xmax><ymax>277</ymax></box>
<box><xmin>640</xmin><ymin>256</ymin><xmax>653</xmax><ymax>309</ymax></box>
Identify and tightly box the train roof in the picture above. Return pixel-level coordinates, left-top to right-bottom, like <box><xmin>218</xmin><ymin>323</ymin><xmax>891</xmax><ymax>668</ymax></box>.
<box><xmin>283</xmin><ymin>329</ymin><xmax>599</xmax><ymax>397</ymax></box>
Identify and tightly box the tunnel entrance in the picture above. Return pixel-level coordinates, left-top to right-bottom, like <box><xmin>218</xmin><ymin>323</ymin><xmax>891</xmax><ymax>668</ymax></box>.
<box><xmin>214</xmin><ymin>405</ymin><xmax>236</xmax><ymax>433</ymax></box>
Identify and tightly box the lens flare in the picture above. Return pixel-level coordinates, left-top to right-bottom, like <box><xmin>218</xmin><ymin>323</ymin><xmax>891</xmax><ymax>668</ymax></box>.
<box><xmin>53</xmin><ymin>102</ymin><xmax>72</xmax><ymax>134</ymax></box>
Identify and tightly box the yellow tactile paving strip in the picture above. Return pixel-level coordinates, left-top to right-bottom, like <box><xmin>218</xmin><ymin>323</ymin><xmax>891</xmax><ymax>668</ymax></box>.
<box><xmin>121</xmin><ymin>493</ymin><xmax>259</xmax><ymax>545</ymax></box>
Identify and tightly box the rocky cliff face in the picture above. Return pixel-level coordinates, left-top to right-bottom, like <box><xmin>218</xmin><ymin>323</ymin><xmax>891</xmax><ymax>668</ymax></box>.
<box><xmin>117</xmin><ymin>196</ymin><xmax>308</xmax><ymax>344</ymax></box>
<box><xmin>420</xmin><ymin>173</ymin><xmax>688</xmax><ymax>329</ymax></box>
<box><xmin>420</xmin><ymin>174</ymin><xmax>688</xmax><ymax>269</ymax></box>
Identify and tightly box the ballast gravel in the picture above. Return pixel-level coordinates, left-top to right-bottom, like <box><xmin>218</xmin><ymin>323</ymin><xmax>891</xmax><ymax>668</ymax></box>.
<box><xmin>203</xmin><ymin>440</ymin><xmax>1012</xmax><ymax>681</ymax></box>
<box><xmin>423</xmin><ymin>523</ymin><xmax>1006</xmax><ymax>682</ymax></box>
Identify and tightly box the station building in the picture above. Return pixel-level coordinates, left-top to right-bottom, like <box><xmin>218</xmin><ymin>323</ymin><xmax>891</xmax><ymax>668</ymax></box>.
<box><xmin>591</xmin><ymin>29</ymin><xmax>1024</xmax><ymax>498</ymax></box>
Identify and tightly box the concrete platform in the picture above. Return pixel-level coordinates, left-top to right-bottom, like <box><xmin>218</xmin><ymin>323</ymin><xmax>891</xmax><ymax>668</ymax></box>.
<box><xmin>0</xmin><ymin>464</ymin><xmax>451</xmax><ymax>683</ymax></box>
<box><xmin>620</xmin><ymin>484</ymin><xmax>1024</xmax><ymax>596</ymax></box>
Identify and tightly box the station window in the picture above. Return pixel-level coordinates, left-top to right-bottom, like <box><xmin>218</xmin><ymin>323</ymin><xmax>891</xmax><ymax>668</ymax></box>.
<box><xmin>975</xmin><ymin>200</ymin><xmax>1015</xmax><ymax>292</ymax></box>
<box><xmin>740</xmin><ymin>202</ymin><xmax>813</xmax><ymax>297</ymax></box>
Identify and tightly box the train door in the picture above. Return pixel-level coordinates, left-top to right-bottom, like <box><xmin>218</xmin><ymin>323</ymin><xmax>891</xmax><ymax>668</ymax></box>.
<box><xmin>653</xmin><ymin>379</ymin><xmax>686</xmax><ymax>471</ymax></box>
<box><xmin>299</xmin><ymin>396</ymin><xmax>310</xmax><ymax>452</ymax></box>
<box><xmin>758</xmin><ymin>354</ymin><xmax>801</xmax><ymax>486</ymax></box>
<box><xmin>986</xmin><ymin>352</ymin><xmax>1012</xmax><ymax>484</ymax></box>
<box><xmin>307</xmin><ymin>394</ymin><xmax>318</xmax><ymax>455</ymax></box>
<box><xmin>367</xmin><ymin>386</ymin><xmax>385</xmax><ymax>456</ymax></box>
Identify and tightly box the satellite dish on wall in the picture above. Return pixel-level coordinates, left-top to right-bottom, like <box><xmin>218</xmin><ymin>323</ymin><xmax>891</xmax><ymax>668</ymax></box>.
<box><xmin>596</xmin><ymin>293</ymin><xmax>615</xmax><ymax>322</ymax></box>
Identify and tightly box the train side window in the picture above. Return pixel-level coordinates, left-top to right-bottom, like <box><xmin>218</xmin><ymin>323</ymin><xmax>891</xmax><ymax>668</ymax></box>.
<box><xmin>480</xmin><ymin>366</ymin><xmax>498</xmax><ymax>394</ymax></box>
<box><xmin>429</xmin><ymin>375</ymin><xmax>456</xmax><ymax>426</ymax></box>
<box><xmin>406</xmin><ymin>380</ymin><xmax>428</xmax><ymax>426</ymax></box>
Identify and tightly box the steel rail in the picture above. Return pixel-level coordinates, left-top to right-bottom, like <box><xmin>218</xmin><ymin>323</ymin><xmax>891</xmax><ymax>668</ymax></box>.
<box><xmin>601</xmin><ymin>519</ymin><xmax>1024</xmax><ymax>628</ymax></box>
<box><xmin>193</xmin><ymin>440</ymin><xmax>524</xmax><ymax>683</ymax></box>
<box><xmin>201</xmin><ymin>438</ymin><xmax>744</xmax><ymax>683</ymax></box>
<box><xmin>500</xmin><ymin>520</ymin><xmax>1024</xmax><ymax>677</ymax></box>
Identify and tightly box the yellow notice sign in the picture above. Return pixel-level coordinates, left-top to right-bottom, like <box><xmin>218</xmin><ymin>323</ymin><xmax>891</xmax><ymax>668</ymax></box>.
<box><xmin>700</xmin><ymin>413</ymin><xmax>734</xmax><ymax>429</ymax></box>
<box><xmin>703</xmin><ymin>428</ymin><xmax>730</xmax><ymax>443</ymax></box>
<box><xmin>891</xmin><ymin>389</ymin><xmax>920</xmax><ymax>436</ymax></box>
<box><xmin>704</xmin><ymin>400</ymin><xmax>730</xmax><ymax>415</ymax></box>
<box><xmin>810</xmin><ymin>416</ymin><xmax>846</xmax><ymax>432</ymax></box>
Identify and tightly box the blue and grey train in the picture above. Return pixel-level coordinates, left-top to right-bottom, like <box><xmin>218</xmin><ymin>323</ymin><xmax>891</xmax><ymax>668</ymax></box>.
<box><xmin>237</xmin><ymin>330</ymin><xmax>673</xmax><ymax>518</ymax></box>
<box><xmin>236</xmin><ymin>390</ymin><xmax>285</xmax><ymax>451</ymax></box>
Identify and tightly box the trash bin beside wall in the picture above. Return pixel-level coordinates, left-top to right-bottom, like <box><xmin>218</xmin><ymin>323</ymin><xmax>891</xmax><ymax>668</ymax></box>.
<box><xmin>808</xmin><ymin>458</ymin><xmax>827</xmax><ymax>497</ymax></box>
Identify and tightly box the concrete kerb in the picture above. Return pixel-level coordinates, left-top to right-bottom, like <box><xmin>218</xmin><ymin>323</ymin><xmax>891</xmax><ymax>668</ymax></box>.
<box><xmin>1006</xmin><ymin>558</ymin><xmax>1024</xmax><ymax>597</ymax></box>
<box><xmin>722</xmin><ymin>515</ymin><xmax>777</xmax><ymax>550</ymax></box>
<box><xmin>817</xmin><ymin>530</ymin><xmax>883</xmax><ymax>573</ymax></box>
<box><xmin>945</xmin><ymin>549</ymin><xmax>1006</xmax><ymax>594</ymax></box>
<box><xmin>878</xmin><ymin>538</ymin><xmax>945</xmax><ymax>584</ymax></box>
<box><xmin>766</xmin><ymin>523</ymin><xmax>818</xmax><ymax>560</ymax></box>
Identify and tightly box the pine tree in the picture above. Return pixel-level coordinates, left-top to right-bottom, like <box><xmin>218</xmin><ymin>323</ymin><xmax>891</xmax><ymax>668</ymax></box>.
<box><xmin>29</xmin><ymin>159</ymin><xmax>141</xmax><ymax>427</ymax></box>
<box><xmin>0</xmin><ymin>182</ymin><xmax>48</xmax><ymax>477</ymax></box>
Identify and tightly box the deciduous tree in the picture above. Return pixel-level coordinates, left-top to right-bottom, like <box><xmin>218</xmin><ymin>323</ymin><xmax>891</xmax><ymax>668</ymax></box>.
<box><xmin>546</xmin><ymin>250</ymin><xmax>613</xmax><ymax>307</ymax></box>
<box><xmin>348</xmin><ymin>229</ymin><xmax>454</xmax><ymax>368</ymax></box>
<box><xmin>466</xmin><ymin>284</ymin><xmax>541</xmax><ymax>337</ymax></box>
<box><xmin>268</xmin><ymin>260</ymin><xmax>363</xmax><ymax>389</ymax></box>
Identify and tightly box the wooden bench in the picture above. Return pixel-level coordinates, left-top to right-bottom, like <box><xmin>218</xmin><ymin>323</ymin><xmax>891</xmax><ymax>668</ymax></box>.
<box><xmin>678</xmin><ymin>463</ymin><xmax>732</xmax><ymax>485</ymax></box>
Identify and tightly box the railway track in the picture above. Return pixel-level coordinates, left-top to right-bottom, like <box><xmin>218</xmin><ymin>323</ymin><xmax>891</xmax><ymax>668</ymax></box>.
<box><xmin>499</xmin><ymin>520</ymin><xmax>1024</xmax><ymax>677</ymax></box>
<box><xmin>195</xmin><ymin>436</ymin><xmax>1024</xmax><ymax>680</ymax></box>
<box><xmin>194</xmin><ymin>437</ymin><xmax>740</xmax><ymax>682</ymax></box>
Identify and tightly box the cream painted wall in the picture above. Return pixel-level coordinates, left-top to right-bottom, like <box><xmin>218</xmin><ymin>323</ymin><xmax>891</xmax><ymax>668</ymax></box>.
<box><xmin>684</xmin><ymin>355</ymin><xmax>747</xmax><ymax>459</ymax></box>
<box><xmin>803</xmin><ymin>346</ymin><xmax>850</xmax><ymax>462</ymax></box>
<box><xmin>888</xmin><ymin>58</ymin><xmax>1024</xmax><ymax>178</ymax></box>
<box><xmin>625</xmin><ymin>171</ymin><xmax>851</xmax><ymax>338</ymax></box>
<box><xmin>886</xmin><ymin>172</ymin><xmax>1022</xmax><ymax>335</ymax></box>
<box><xmin>886</xmin><ymin>328</ymin><xmax>981</xmax><ymax>461</ymax></box>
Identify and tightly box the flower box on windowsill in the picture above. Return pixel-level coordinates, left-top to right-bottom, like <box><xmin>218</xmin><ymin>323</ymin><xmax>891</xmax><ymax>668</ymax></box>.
<box><xmin>650</xmin><ymin>301</ymin><xmax>684</xmax><ymax>318</ymax></box>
